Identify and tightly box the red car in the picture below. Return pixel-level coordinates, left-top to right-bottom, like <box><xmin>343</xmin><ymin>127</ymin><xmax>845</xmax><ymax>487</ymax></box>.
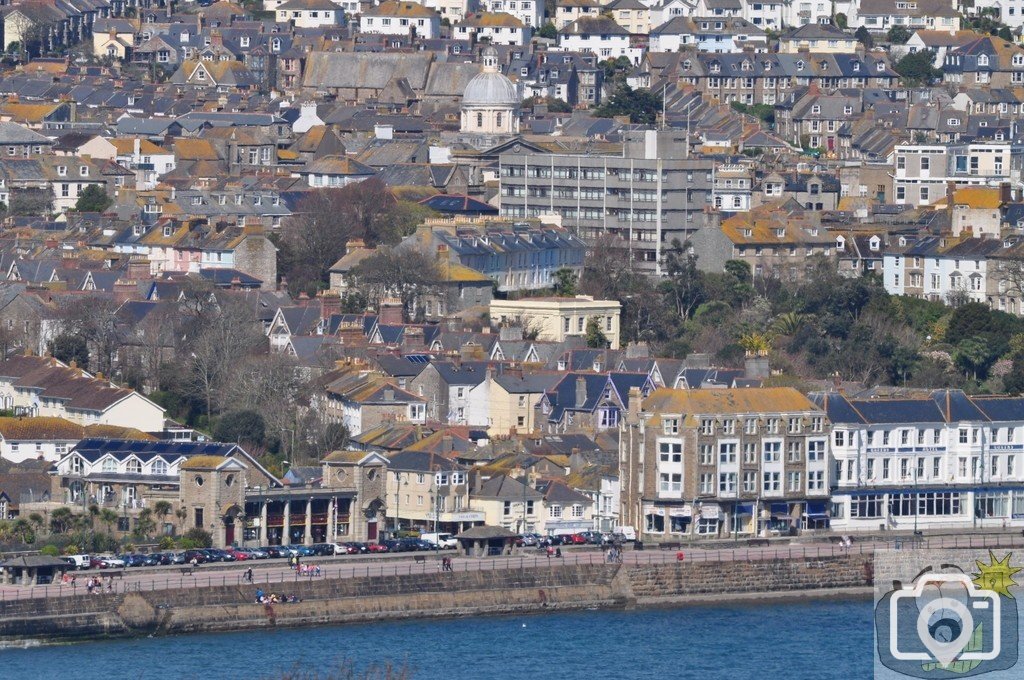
<box><xmin>227</xmin><ymin>549</ymin><xmax>251</xmax><ymax>560</ymax></box>
<box><xmin>566</xmin><ymin>534</ymin><xmax>587</xmax><ymax>545</ymax></box>
<box><xmin>366</xmin><ymin>543</ymin><xmax>389</xmax><ymax>553</ymax></box>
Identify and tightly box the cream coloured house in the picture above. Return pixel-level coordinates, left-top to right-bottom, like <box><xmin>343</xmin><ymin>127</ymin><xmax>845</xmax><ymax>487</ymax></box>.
<box><xmin>0</xmin><ymin>355</ymin><xmax>166</xmax><ymax>434</ymax></box>
<box><xmin>485</xmin><ymin>371</ymin><xmax>558</xmax><ymax>436</ymax></box>
<box><xmin>490</xmin><ymin>296</ymin><xmax>622</xmax><ymax>349</ymax></box>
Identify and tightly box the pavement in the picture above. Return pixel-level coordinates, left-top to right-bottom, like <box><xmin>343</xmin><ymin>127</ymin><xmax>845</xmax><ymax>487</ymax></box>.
<box><xmin>4</xmin><ymin>532</ymin><xmax>1023</xmax><ymax>602</ymax></box>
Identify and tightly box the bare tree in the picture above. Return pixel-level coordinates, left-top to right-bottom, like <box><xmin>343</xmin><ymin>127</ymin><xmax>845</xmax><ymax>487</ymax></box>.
<box><xmin>52</xmin><ymin>294</ymin><xmax>123</xmax><ymax>376</ymax></box>
<box><xmin>186</xmin><ymin>297</ymin><xmax>267</xmax><ymax>420</ymax></box>
<box><xmin>350</xmin><ymin>245</ymin><xmax>442</xmax><ymax>322</ymax></box>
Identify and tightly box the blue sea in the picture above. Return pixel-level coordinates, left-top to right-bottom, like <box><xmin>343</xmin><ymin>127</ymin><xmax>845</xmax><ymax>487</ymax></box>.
<box><xmin>1</xmin><ymin>600</ymin><xmax>873</xmax><ymax>679</ymax></box>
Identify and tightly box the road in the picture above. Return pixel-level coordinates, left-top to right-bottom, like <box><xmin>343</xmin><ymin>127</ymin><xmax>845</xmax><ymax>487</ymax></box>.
<box><xmin>4</xmin><ymin>532</ymin><xmax>1023</xmax><ymax>602</ymax></box>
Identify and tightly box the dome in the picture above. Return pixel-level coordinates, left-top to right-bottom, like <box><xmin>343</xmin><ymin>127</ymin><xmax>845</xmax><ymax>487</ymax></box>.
<box><xmin>462</xmin><ymin>48</ymin><xmax>519</xmax><ymax>108</ymax></box>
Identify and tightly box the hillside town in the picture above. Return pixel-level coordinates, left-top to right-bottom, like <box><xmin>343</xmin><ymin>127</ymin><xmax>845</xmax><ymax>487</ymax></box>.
<box><xmin>2</xmin><ymin>0</ymin><xmax>1024</xmax><ymax>562</ymax></box>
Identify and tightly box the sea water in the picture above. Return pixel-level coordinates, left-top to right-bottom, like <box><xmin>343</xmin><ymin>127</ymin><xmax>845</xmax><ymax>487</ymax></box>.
<box><xmin>0</xmin><ymin>600</ymin><xmax>873</xmax><ymax>679</ymax></box>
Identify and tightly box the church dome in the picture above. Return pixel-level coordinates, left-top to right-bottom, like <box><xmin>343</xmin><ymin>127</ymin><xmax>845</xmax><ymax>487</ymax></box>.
<box><xmin>462</xmin><ymin>47</ymin><xmax>519</xmax><ymax>108</ymax></box>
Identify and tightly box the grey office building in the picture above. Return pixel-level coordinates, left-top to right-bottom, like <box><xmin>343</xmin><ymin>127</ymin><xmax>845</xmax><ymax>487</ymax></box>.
<box><xmin>498</xmin><ymin>130</ymin><xmax>714</xmax><ymax>274</ymax></box>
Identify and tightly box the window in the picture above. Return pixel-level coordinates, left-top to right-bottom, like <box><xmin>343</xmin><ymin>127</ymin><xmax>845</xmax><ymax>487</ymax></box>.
<box><xmin>763</xmin><ymin>441</ymin><xmax>781</xmax><ymax>462</ymax></box>
<box><xmin>699</xmin><ymin>473</ymin><xmax>714</xmax><ymax>494</ymax></box>
<box><xmin>663</xmin><ymin>418</ymin><xmax>679</xmax><ymax>435</ymax></box>
<box><xmin>548</xmin><ymin>505</ymin><xmax>562</xmax><ymax>519</ymax></box>
<box><xmin>659</xmin><ymin>441</ymin><xmax>682</xmax><ymax>463</ymax></box>
<box><xmin>719</xmin><ymin>443</ymin><xmax>737</xmax><ymax>464</ymax></box>
<box><xmin>787</xmin><ymin>441</ymin><xmax>802</xmax><ymax>462</ymax></box>
<box><xmin>700</xmin><ymin>419</ymin><xmax>714</xmax><ymax>435</ymax></box>
<box><xmin>699</xmin><ymin>445</ymin><xmax>713</xmax><ymax>465</ymax></box>
<box><xmin>152</xmin><ymin>459</ymin><xmax>168</xmax><ymax>476</ymax></box>
<box><xmin>851</xmin><ymin>495</ymin><xmax>884</xmax><ymax>518</ymax></box>
<box><xmin>126</xmin><ymin>459</ymin><xmax>142</xmax><ymax>475</ymax></box>
<box><xmin>787</xmin><ymin>471</ymin><xmax>802</xmax><ymax>492</ymax></box>
<box><xmin>762</xmin><ymin>472</ymin><xmax>781</xmax><ymax>493</ymax></box>
<box><xmin>788</xmin><ymin>417</ymin><xmax>801</xmax><ymax>434</ymax></box>
<box><xmin>744</xmin><ymin>419</ymin><xmax>757</xmax><ymax>435</ymax></box>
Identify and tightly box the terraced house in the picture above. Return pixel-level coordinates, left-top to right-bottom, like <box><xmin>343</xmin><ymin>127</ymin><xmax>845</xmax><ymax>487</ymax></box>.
<box><xmin>814</xmin><ymin>390</ymin><xmax>1024</xmax><ymax>532</ymax></box>
<box><xmin>621</xmin><ymin>387</ymin><xmax>831</xmax><ymax>541</ymax></box>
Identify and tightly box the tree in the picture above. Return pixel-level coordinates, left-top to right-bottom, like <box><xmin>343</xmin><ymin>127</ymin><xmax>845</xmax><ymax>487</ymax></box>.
<box><xmin>49</xmin><ymin>332</ymin><xmax>89</xmax><ymax>367</ymax></box>
<box><xmin>278</xmin><ymin>180</ymin><xmax>413</xmax><ymax>295</ymax></box>
<box><xmin>834</xmin><ymin>13</ymin><xmax>848</xmax><ymax>29</ymax></box>
<box><xmin>537</xmin><ymin>22</ymin><xmax>557</xmax><ymax>39</ymax></box>
<box><xmin>887</xmin><ymin>25</ymin><xmax>912</xmax><ymax>44</ymax></box>
<box><xmin>350</xmin><ymin>245</ymin><xmax>442</xmax><ymax>322</ymax></box>
<box><xmin>552</xmin><ymin>267</ymin><xmax>578</xmax><ymax>296</ymax></box>
<box><xmin>661</xmin><ymin>239</ymin><xmax>705</xmax><ymax>319</ymax></box>
<box><xmin>894</xmin><ymin>49</ymin><xmax>940</xmax><ymax>85</ymax></box>
<box><xmin>74</xmin><ymin>185</ymin><xmax>112</xmax><ymax>213</ymax></box>
<box><xmin>585</xmin><ymin>317</ymin><xmax>608</xmax><ymax>348</ymax></box>
<box><xmin>183</xmin><ymin>527</ymin><xmax>213</xmax><ymax>548</ymax></box>
<box><xmin>214</xmin><ymin>410</ymin><xmax>267</xmax><ymax>447</ymax></box>
<box><xmin>11</xmin><ymin>518</ymin><xmax>35</xmax><ymax>545</ymax></box>
<box><xmin>594</xmin><ymin>85</ymin><xmax>663</xmax><ymax>125</ymax></box>
<box><xmin>133</xmin><ymin>508</ymin><xmax>156</xmax><ymax>540</ymax></box>
<box><xmin>99</xmin><ymin>508</ymin><xmax>118</xmax><ymax>535</ymax></box>
<box><xmin>854</xmin><ymin>26</ymin><xmax>874</xmax><ymax>48</ymax></box>
<box><xmin>49</xmin><ymin>507</ymin><xmax>74</xmax><ymax>534</ymax></box>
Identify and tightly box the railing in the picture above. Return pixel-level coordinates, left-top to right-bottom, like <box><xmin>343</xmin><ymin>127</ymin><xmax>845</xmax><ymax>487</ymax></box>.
<box><xmin>3</xmin><ymin>533</ymin><xmax>1023</xmax><ymax>603</ymax></box>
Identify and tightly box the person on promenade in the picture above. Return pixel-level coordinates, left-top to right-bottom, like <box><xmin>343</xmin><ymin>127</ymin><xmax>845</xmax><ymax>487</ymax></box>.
<box><xmin>106</xmin><ymin>577</ymin><xmax>113</xmax><ymax>593</ymax></box>
<box><xmin>255</xmin><ymin>588</ymin><xmax>265</xmax><ymax>603</ymax></box>
<box><xmin>555</xmin><ymin>548</ymin><xmax>562</xmax><ymax>558</ymax></box>
<box><xmin>244</xmin><ymin>567</ymin><xmax>253</xmax><ymax>584</ymax></box>
<box><xmin>546</xmin><ymin>546</ymin><xmax>553</xmax><ymax>559</ymax></box>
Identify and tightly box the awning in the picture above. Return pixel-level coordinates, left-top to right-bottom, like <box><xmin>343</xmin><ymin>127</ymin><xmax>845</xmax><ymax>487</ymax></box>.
<box><xmin>770</xmin><ymin>503</ymin><xmax>789</xmax><ymax>515</ymax></box>
<box><xmin>805</xmin><ymin>502</ymin><xmax>828</xmax><ymax>515</ymax></box>
<box><xmin>734</xmin><ymin>504</ymin><xmax>754</xmax><ymax>515</ymax></box>
<box><xmin>805</xmin><ymin>514</ymin><xmax>830</xmax><ymax>521</ymax></box>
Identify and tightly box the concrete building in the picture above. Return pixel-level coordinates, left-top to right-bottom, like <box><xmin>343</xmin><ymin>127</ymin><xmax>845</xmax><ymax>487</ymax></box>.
<box><xmin>498</xmin><ymin>130</ymin><xmax>716</xmax><ymax>274</ymax></box>
<box><xmin>892</xmin><ymin>142</ymin><xmax>1019</xmax><ymax>206</ymax></box>
<box><xmin>490</xmin><ymin>296</ymin><xmax>622</xmax><ymax>349</ymax></box>
<box><xmin>620</xmin><ymin>387</ymin><xmax>831</xmax><ymax>541</ymax></box>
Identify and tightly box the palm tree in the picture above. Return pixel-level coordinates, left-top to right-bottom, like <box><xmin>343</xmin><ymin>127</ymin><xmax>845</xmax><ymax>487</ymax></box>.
<box><xmin>27</xmin><ymin>512</ymin><xmax>44</xmax><ymax>535</ymax></box>
<box><xmin>134</xmin><ymin>508</ymin><xmax>156</xmax><ymax>540</ymax></box>
<box><xmin>99</xmin><ymin>508</ymin><xmax>118</xmax><ymax>535</ymax></box>
<box><xmin>49</xmin><ymin>507</ymin><xmax>73</xmax><ymax>534</ymax></box>
<box><xmin>11</xmin><ymin>518</ymin><xmax>35</xmax><ymax>545</ymax></box>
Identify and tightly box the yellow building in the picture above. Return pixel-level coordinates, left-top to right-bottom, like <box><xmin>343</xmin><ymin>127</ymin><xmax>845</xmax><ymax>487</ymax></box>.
<box><xmin>485</xmin><ymin>371</ymin><xmax>560</xmax><ymax>436</ymax></box>
<box><xmin>490</xmin><ymin>296</ymin><xmax>621</xmax><ymax>349</ymax></box>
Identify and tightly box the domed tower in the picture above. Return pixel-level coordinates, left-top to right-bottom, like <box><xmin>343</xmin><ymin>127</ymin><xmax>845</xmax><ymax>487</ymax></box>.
<box><xmin>461</xmin><ymin>47</ymin><xmax>520</xmax><ymax>138</ymax></box>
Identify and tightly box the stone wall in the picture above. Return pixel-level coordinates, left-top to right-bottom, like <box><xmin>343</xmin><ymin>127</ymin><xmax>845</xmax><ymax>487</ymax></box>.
<box><xmin>0</xmin><ymin>555</ymin><xmax>874</xmax><ymax>642</ymax></box>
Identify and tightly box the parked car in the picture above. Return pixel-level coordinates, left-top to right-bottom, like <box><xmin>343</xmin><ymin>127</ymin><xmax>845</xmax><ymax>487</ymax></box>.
<box><xmin>420</xmin><ymin>532</ymin><xmax>458</xmax><ymax>549</ymax></box>
<box><xmin>342</xmin><ymin>542</ymin><xmax>367</xmax><ymax>554</ymax></box>
<box><xmin>286</xmin><ymin>545</ymin><xmax>315</xmax><ymax>557</ymax></box>
<box><xmin>311</xmin><ymin>543</ymin><xmax>336</xmax><ymax>556</ymax></box>
<box><xmin>226</xmin><ymin>548</ymin><xmax>251</xmax><ymax>560</ymax></box>
<box><xmin>366</xmin><ymin>542</ymin><xmax>389</xmax><ymax>553</ymax></box>
<box><xmin>261</xmin><ymin>546</ymin><xmax>287</xmax><ymax>559</ymax></box>
<box><xmin>142</xmin><ymin>553</ymin><xmax>163</xmax><ymax>566</ymax></box>
<box><xmin>92</xmin><ymin>555</ymin><xmax>126</xmax><ymax>569</ymax></box>
<box><xmin>247</xmin><ymin>548</ymin><xmax>269</xmax><ymax>559</ymax></box>
<box><xmin>564</xmin><ymin>534</ymin><xmax>587</xmax><ymax>545</ymax></box>
<box><xmin>167</xmin><ymin>552</ymin><xmax>187</xmax><ymax>565</ymax></box>
<box><xmin>579</xmin><ymin>531</ymin><xmax>607</xmax><ymax>545</ymax></box>
<box><xmin>183</xmin><ymin>550</ymin><xmax>208</xmax><ymax>564</ymax></box>
<box><xmin>519</xmin><ymin>534</ymin><xmax>542</xmax><ymax>547</ymax></box>
<box><xmin>64</xmin><ymin>554</ymin><xmax>91</xmax><ymax>570</ymax></box>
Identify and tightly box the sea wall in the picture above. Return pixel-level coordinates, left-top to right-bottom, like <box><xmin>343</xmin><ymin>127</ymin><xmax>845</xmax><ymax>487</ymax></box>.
<box><xmin>0</xmin><ymin>554</ymin><xmax>875</xmax><ymax>641</ymax></box>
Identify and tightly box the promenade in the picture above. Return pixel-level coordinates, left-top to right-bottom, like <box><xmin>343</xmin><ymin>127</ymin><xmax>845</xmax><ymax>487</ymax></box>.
<box><xmin>5</xmin><ymin>532</ymin><xmax>1022</xmax><ymax>602</ymax></box>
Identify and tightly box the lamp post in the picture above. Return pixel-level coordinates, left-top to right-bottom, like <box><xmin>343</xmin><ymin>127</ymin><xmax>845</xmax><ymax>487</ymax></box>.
<box><xmin>281</xmin><ymin>428</ymin><xmax>296</xmax><ymax>465</ymax></box>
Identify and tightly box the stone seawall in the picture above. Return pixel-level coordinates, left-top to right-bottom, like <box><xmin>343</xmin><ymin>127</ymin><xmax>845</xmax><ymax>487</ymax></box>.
<box><xmin>0</xmin><ymin>554</ymin><xmax>875</xmax><ymax>642</ymax></box>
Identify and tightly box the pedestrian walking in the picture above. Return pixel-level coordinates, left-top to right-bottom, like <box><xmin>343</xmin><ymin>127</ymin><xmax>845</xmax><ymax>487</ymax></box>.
<box><xmin>546</xmin><ymin>546</ymin><xmax>553</xmax><ymax>559</ymax></box>
<box><xmin>244</xmin><ymin>567</ymin><xmax>253</xmax><ymax>583</ymax></box>
<box><xmin>106</xmin><ymin>577</ymin><xmax>113</xmax><ymax>593</ymax></box>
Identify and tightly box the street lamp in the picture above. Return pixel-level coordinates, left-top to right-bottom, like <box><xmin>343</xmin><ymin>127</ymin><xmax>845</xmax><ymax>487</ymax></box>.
<box><xmin>281</xmin><ymin>429</ymin><xmax>296</xmax><ymax>465</ymax></box>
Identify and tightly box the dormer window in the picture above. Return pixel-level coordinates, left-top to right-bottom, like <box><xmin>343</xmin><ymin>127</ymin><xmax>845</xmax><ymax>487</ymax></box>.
<box><xmin>811</xmin><ymin>104</ymin><xmax>820</xmax><ymax>114</ymax></box>
<box><xmin>163</xmin><ymin>226</ymin><xmax>173</xmax><ymax>237</ymax></box>
<box><xmin>763</xmin><ymin>60</ymin><xmax>772</xmax><ymax>71</ymax></box>
<box><xmin>710</xmin><ymin>62</ymin><xmax>720</xmax><ymax>73</ymax></box>
<box><xmin>820</xmin><ymin>61</ymin><xmax>828</xmax><ymax>70</ymax></box>
<box><xmin>57</xmin><ymin>165</ymin><xmax>67</xmax><ymax>176</ymax></box>
<box><xmin>796</xmin><ymin>60</ymin><xmax>805</xmax><ymax>71</ymax></box>
<box><xmin>240</xmin><ymin>36</ymin><xmax>250</xmax><ymax>47</ymax></box>
<box><xmin>948</xmin><ymin>117</ymin><xmax>961</xmax><ymax>126</ymax></box>
<box><xmin>852</xmin><ymin>62</ymin><xmax>860</xmax><ymax>72</ymax></box>
<box><xmin>876</xmin><ymin>61</ymin><xmax>885</xmax><ymax>72</ymax></box>
<box><xmin>741</xmin><ymin>60</ymin><xmax>751</xmax><ymax>71</ymax></box>
<box><xmin>844</xmin><ymin>105</ymin><xmax>853</xmax><ymax>115</ymax></box>
<box><xmin>836</xmin><ymin>237</ymin><xmax>845</xmax><ymax>251</ymax></box>
<box><xmin>775</xmin><ymin>228</ymin><xmax>785</xmax><ymax>237</ymax></box>
<box><xmin>272</xmin><ymin>38</ymin><xmax>281</xmax><ymax>52</ymax></box>
<box><xmin>683</xmin><ymin>59</ymin><xmax>691</xmax><ymax>69</ymax></box>
<box><xmin>978</xmin><ymin>54</ymin><xmax>990</xmax><ymax>67</ymax></box>
<box><xmin>79</xmin><ymin>166</ymin><xmax>88</xmax><ymax>177</ymax></box>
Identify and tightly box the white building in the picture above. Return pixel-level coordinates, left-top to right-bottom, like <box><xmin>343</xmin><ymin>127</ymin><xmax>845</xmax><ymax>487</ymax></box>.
<box><xmin>76</xmin><ymin>137</ymin><xmax>176</xmax><ymax>191</ymax></box>
<box><xmin>558</xmin><ymin>16</ymin><xmax>641</xmax><ymax>63</ymax></box>
<box><xmin>892</xmin><ymin>143</ymin><xmax>1016</xmax><ymax>207</ymax></box>
<box><xmin>359</xmin><ymin>1</ymin><xmax>442</xmax><ymax>39</ymax></box>
<box><xmin>455</xmin><ymin>12</ymin><xmax>532</xmax><ymax>45</ymax></box>
<box><xmin>969</xmin><ymin>0</ymin><xmax>1024</xmax><ymax>29</ymax></box>
<box><xmin>480</xmin><ymin>0</ymin><xmax>542</xmax><ymax>26</ymax></box>
<box><xmin>814</xmin><ymin>390</ymin><xmax>1024</xmax><ymax>531</ymax></box>
<box><xmin>275</xmin><ymin>0</ymin><xmax>342</xmax><ymax>27</ymax></box>
<box><xmin>460</xmin><ymin>46</ymin><xmax>521</xmax><ymax>141</ymax></box>
<box><xmin>423</xmin><ymin>0</ymin><xmax>480</xmax><ymax>23</ymax></box>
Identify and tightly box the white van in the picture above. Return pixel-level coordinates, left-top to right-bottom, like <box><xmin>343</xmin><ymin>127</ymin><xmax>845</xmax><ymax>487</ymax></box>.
<box><xmin>613</xmin><ymin>526</ymin><xmax>637</xmax><ymax>542</ymax></box>
<box><xmin>420</xmin><ymin>532</ymin><xmax>458</xmax><ymax>549</ymax></box>
<box><xmin>65</xmin><ymin>554</ymin><xmax>91</xmax><ymax>570</ymax></box>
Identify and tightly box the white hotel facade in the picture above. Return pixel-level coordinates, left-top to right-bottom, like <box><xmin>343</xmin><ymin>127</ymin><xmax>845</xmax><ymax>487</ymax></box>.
<box><xmin>812</xmin><ymin>390</ymin><xmax>1024</xmax><ymax>531</ymax></box>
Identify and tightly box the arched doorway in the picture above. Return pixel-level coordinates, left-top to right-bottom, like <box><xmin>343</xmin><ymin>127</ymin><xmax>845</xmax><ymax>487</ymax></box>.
<box><xmin>363</xmin><ymin>499</ymin><xmax>384</xmax><ymax>542</ymax></box>
<box><xmin>223</xmin><ymin>505</ymin><xmax>242</xmax><ymax>547</ymax></box>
